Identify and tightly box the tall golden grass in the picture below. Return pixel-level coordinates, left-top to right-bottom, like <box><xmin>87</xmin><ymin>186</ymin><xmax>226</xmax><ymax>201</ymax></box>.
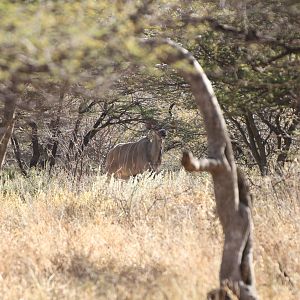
<box><xmin>0</xmin><ymin>163</ymin><xmax>299</xmax><ymax>299</ymax></box>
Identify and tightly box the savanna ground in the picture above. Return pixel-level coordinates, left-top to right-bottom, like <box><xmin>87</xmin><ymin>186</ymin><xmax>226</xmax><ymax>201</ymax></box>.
<box><xmin>0</xmin><ymin>162</ymin><xmax>299</xmax><ymax>300</ymax></box>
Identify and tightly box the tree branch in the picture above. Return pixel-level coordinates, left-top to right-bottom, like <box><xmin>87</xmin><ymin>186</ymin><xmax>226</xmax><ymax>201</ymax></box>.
<box><xmin>143</xmin><ymin>38</ymin><xmax>258</xmax><ymax>299</ymax></box>
<box><xmin>182</xmin><ymin>15</ymin><xmax>300</xmax><ymax>54</ymax></box>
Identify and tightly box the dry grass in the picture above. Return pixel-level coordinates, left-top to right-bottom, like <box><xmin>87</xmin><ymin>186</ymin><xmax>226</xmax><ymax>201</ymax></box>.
<box><xmin>0</xmin><ymin>164</ymin><xmax>299</xmax><ymax>300</ymax></box>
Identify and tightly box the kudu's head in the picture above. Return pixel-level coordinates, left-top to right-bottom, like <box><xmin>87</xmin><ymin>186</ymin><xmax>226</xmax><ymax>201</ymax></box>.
<box><xmin>143</xmin><ymin>126</ymin><xmax>166</xmax><ymax>171</ymax></box>
<box><xmin>145</xmin><ymin>120</ymin><xmax>167</xmax><ymax>140</ymax></box>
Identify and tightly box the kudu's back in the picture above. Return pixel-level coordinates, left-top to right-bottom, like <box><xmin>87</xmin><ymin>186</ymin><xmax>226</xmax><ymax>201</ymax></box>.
<box><xmin>106</xmin><ymin>137</ymin><xmax>152</xmax><ymax>179</ymax></box>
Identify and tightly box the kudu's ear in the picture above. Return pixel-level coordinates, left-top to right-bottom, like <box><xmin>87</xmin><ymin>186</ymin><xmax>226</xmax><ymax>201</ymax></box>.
<box><xmin>147</xmin><ymin>130</ymin><xmax>155</xmax><ymax>141</ymax></box>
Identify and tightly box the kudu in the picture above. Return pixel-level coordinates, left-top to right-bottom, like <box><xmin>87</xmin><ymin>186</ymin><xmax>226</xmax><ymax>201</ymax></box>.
<box><xmin>105</xmin><ymin>128</ymin><xmax>167</xmax><ymax>179</ymax></box>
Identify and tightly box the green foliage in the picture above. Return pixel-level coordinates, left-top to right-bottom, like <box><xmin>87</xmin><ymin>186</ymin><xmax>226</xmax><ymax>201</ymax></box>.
<box><xmin>0</xmin><ymin>0</ymin><xmax>299</xmax><ymax>174</ymax></box>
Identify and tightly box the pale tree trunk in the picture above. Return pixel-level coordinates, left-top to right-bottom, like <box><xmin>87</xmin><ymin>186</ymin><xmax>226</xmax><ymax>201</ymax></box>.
<box><xmin>0</xmin><ymin>99</ymin><xmax>17</xmax><ymax>170</ymax></box>
<box><xmin>145</xmin><ymin>39</ymin><xmax>258</xmax><ymax>299</ymax></box>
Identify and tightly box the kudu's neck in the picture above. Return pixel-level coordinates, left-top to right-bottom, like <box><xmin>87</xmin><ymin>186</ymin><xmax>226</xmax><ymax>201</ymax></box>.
<box><xmin>149</xmin><ymin>134</ymin><xmax>162</xmax><ymax>162</ymax></box>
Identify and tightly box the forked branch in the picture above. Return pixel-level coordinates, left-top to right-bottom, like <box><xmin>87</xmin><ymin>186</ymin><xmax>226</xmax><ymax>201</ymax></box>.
<box><xmin>144</xmin><ymin>38</ymin><xmax>258</xmax><ymax>300</ymax></box>
<box><xmin>181</xmin><ymin>150</ymin><xmax>228</xmax><ymax>173</ymax></box>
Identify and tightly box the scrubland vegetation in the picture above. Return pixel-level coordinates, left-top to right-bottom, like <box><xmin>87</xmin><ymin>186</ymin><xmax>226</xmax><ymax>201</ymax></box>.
<box><xmin>0</xmin><ymin>1</ymin><xmax>299</xmax><ymax>299</ymax></box>
<box><xmin>0</xmin><ymin>162</ymin><xmax>299</xmax><ymax>300</ymax></box>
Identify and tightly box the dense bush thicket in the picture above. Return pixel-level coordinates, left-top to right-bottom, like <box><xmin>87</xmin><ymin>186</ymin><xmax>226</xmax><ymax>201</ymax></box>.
<box><xmin>0</xmin><ymin>0</ymin><xmax>299</xmax><ymax>176</ymax></box>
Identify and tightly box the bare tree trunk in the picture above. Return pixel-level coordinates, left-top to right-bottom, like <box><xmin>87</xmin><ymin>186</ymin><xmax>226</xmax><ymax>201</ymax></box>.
<box><xmin>75</xmin><ymin>103</ymin><xmax>113</xmax><ymax>161</ymax></box>
<box><xmin>67</xmin><ymin>113</ymin><xmax>83</xmax><ymax>162</ymax></box>
<box><xmin>11</xmin><ymin>135</ymin><xmax>27</xmax><ymax>176</ymax></box>
<box><xmin>276</xmin><ymin>108</ymin><xmax>299</xmax><ymax>172</ymax></box>
<box><xmin>145</xmin><ymin>39</ymin><xmax>258</xmax><ymax>299</ymax></box>
<box><xmin>66</xmin><ymin>100</ymin><xmax>98</xmax><ymax>169</ymax></box>
<box><xmin>0</xmin><ymin>99</ymin><xmax>17</xmax><ymax>170</ymax></box>
<box><xmin>43</xmin><ymin>84</ymin><xmax>66</xmax><ymax>171</ymax></box>
<box><xmin>28</xmin><ymin>121</ymin><xmax>41</xmax><ymax>168</ymax></box>
<box><xmin>245</xmin><ymin>113</ymin><xmax>268</xmax><ymax>176</ymax></box>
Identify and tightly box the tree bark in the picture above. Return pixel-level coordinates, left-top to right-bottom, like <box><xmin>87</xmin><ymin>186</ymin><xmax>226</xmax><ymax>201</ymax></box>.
<box><xmin>43</xmin><ymin>84</ymin><xmax>66</xmax><ymax>170</ymax></box>
<box><xmin>11</xmin><ymin>135</ymin><xmax>27</xmax><ymax>176</ymax></box>
<box><xmin>244</xmin><ymin>113</ymin><xmax>268</xmax><ymax>176</ymax></box>
<box><xmin>67</xmin><ymin>113</ymin><xmax>84</xmax><ymax>162</ymax></box>
<box><xmin>66</xmin><ymin>101</ymin><xmax>108</xmax><ymax>166</ymax></box>
<box><xmin>145</xmin><ymin>38</ymin><xmax>258</xmax><ymax>299</ymax></box>
<box><xmin>276</xmin><ymin>109</ymin><xmax>299</xmax><ymax>171</ymax></box>
<box><xmin>0</xmin><ymin>99</ymin><xmax>17</xmax><ymax>170</ymax></box>
<box><xmin>28</xmin><ymin>121</ymin><xmax>41</xmax><ymax>168</ymax></box>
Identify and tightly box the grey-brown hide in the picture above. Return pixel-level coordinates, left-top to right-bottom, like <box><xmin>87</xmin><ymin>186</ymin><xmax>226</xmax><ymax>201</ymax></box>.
<box><xmin>105</xmin><ymin>129</ymin><xmax>166</xmax><ymax>179</ymax></box>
